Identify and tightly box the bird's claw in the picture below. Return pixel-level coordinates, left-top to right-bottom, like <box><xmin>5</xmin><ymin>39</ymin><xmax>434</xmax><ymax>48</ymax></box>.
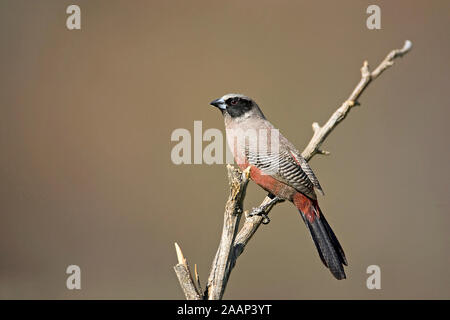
<box><xmin>247</xmin><ymin>196</ymin><xmax>283</xmax><ymax>225</ymax></box>
<box><xmin>247</xmin><ymin>209</ymin><xmax>271</xmax><ymax>224</ymax></box>
<box><xmin>261</xmin><ymin>214</ymin><xmax>271</xmax><ymax>225</ymax></box>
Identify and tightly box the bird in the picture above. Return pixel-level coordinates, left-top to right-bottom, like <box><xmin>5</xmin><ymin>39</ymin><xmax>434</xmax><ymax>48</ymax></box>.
<box><xmin>210</xmin><ymin>93</ymin><xmax>347</xmax><ymax>280</ymax></box>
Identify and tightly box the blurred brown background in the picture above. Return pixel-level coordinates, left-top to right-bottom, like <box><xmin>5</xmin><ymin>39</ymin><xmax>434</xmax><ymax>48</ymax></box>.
<box><xmin>0</xmin><ymin>0</ymin><xmax>449</xmax><ymax>299</ymax></box>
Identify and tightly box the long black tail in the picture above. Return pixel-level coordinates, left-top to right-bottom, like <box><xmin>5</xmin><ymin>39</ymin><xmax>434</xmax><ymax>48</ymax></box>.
<box><xmin>299</xmin><ymin>207</ymin><xmax>348</xmax><ymax>280</ymax></box>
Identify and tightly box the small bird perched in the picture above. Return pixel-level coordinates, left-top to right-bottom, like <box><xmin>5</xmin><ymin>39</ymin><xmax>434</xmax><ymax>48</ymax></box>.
<box><xmin>210</xmin><ymin>93</ymin><xmax>347</xmax><ymax>280</ymax></box>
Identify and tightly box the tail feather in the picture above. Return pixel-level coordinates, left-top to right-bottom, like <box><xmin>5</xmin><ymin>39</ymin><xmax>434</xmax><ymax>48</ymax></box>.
<box><xmin>319</xmin><ymin>211</ymin><xmax>348</xmax><ymax>266</ymax></box>
<box><xmin>294</xmin><ymin>194</ymin><xmax>347</xmax><ymax>280</ymax></box>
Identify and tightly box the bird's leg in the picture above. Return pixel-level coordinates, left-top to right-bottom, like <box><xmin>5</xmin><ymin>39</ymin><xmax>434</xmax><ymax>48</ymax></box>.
<box><xmin>247</xmin><ymin>193</ymin><xmax>284</xmax><ymax>224</ymax></box>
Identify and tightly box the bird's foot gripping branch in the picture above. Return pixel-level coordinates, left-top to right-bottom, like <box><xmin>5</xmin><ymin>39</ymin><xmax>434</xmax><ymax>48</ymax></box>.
<box><xmin>247</xmin><ymin>195</ymin><xmax>284</xmax><ymax>224</ymax></box>
<box><xmin>173</xmin><ymin>40</ymin><xmax>412</xmax><ymax>300</ymax></box>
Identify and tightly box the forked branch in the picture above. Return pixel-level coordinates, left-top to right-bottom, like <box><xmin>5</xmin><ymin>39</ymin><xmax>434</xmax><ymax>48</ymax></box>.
<box><xmin>173</xmin><ymin>40</ymin><xmax>412</xmax><ymax>299</ymax></box>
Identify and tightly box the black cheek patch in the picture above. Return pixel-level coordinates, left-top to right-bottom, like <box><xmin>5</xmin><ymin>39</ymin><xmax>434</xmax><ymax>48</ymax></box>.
<box><xmin>227</xmin><ymin>100</ymin><xmax>252</xmax><ymax>118</ymax></box>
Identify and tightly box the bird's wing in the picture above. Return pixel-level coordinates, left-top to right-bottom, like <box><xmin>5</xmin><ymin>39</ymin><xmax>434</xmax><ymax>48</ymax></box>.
<box><xmin>245</xmin><ymin>145</ymin><xmax>321</xmax><ymax>198</ymax></box>
<box><xmin>288</xmin><ymin>148</ymin><xmax>324</xmax><ymax>195</ymax></box>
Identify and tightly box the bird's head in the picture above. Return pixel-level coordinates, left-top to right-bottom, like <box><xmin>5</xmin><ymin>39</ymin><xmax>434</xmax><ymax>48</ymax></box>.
<box><xmin>210</xmin><ymin>94</ymin><xmax>264</xmax><ymax>119</ymax></box>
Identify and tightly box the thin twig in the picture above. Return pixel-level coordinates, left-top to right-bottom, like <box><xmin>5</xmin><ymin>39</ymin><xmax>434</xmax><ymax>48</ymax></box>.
<box><xmin>302</xmin><ymin>40</ymin><xmax>412</xmax><ymax>159</ymax></box>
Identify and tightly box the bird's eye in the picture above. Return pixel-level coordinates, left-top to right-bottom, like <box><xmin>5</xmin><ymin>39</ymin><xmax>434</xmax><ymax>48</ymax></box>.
<box><xmin>231</xmin><ymin>99</ymin><xmax>238</xmax><ymax>105</ymax></box>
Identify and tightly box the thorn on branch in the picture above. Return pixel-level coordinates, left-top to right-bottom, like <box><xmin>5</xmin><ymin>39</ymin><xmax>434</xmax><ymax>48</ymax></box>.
<box><xmin>195</xmin><ymin>264</ymin><xmax>203</xmax><ymax>294</ymax></box>
<box><xmin>317</xmin><ymin>149</ymin><xmax>330</xmax><ymax>155</ymax></box>
<box><xmin>361</xmin><ymin>60</ymin><xmax>371</xmax><ymax>78</ymax></box>
<box><xmin>312</xmin><ymin>122</ymin><xmax>321</xmax><ymax>133</ymax></box>
<box><xmin>195</xmin><ymin>263</ymin><xmax>199</xmax><ymax>282</ymax></box>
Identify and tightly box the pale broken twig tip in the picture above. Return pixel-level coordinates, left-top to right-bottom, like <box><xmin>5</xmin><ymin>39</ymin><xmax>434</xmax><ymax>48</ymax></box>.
<box><xmin>174</xmin><ymin>242</ymin><xmax>185</xmax><ymax>265</ymax></box>
<box><xmin>403</xmin><ymin>40</ymin><xmax>412</xmax><ymax>53</ymax></box>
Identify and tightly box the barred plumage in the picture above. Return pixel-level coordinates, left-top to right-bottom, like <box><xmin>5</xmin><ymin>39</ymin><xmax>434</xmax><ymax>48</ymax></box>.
<box><xmin>245</xmin><ymin>144</ymin><xmax>322</xmax><ymax>199</ymax></box>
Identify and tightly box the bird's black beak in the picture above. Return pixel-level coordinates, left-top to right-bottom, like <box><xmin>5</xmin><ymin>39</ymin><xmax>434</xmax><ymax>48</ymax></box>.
<box><xmin>210</xmin><ymin>98</ymin><xmax>226</xmax><ymax>110</ymax></box>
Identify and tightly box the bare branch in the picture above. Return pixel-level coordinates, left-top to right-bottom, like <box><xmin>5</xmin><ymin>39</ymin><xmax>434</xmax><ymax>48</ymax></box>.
<box><xmin>174</xmin><ymin>40</ymin><xmax>412</xmax><ymax>300</ymax></box>
<box><xmin>302</xmin><ymin>40</ymin><xmax>412</xmax><ymax>160</ymax></box>
<box><xmin>232</xmin><ymin>196</ymin><xmax>284</xmax><ymax>264</ymax></box>
<box><xmin>205</xmin><ymin>165</ymin><xmax>251</xmax><ymax>300</ymax></box>
<box><xmin>226</xmin><ymin>40</ymin><xmax>412</xmax><ymax>294</ymax></box>
<box><xmin>173</xmin><ymin>243</ymin><xmax>202</xmax><ymax>300</ymax></box>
